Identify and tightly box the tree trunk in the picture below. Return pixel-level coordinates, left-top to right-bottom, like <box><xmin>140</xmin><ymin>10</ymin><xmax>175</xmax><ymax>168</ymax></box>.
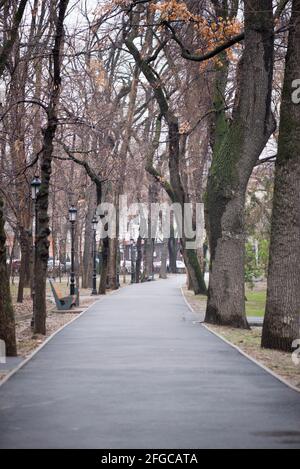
<box><xmin>34</xmin><ymin>0</ymin><xmax>68</xmax><ymax>335</ymax></box>
<box><xmin>0</xmin><ymin>197</ymin><xmax>17</xmax><ymax>356</ymax></box>
<box><xmin>99</xmin><ymin>236</ymin><xmax>109</xmax><ymax>295</ymax></box>
<box><xmin>0</xmin><ymin>0</ymin><xmax>28</xmax><ymax>77</ymax></box>
<box><xmin>262</xmin><ymin>0</ymin><xmax>300</xmax><ymax>352</ymax></box>
<box><xmin>135</xmin><ymin>235</ymin><xmax>142</xmax><ymax>283</ymax></box>
<box><xmin>205</xmin><ymin>0</ymin><xmax>275</xmax><ymax>328</ymax></box>
<box><xmin>17</xmin><ymin>227</ymin><xmax>31</xmax><ymax>303</ymax></box>
<box><xmin>107</xmin><ymin>191</ymin><xmax>119</xmax><ymax>290</ymax></box>
<box><xmin>98</xmin><ymin>183</ymin><xmax>110</xmax><ymax>294</ymax></box>
<box><xmin>75</xmin><ymin>220</ymin><xmax>80</xmax><ymax>304</ymax></box>
<box><xmin>182</xmin><ymin>245</ymin><xmax>207</xmax><ymax>294</ymax></box>
<box><xmin>143</xmin><ymin>238</ymin><xmax>154</xmax><ymax>280</ymax></box>
<box><xmin>168</xmin><ymin>231</ymin><xmax>177</xmax><ymax>274</ymax></box>
<box><xmin>8</xmin><ymin>232</ymin><xmax>17</xmax><ymax>280</ymax></box>
<box><xmin>159</xmin><ymin>239</ymin><xmax>168</xmax><ymax>279</ymax></box>
<box><xmin>107</xmin><ymin>237</ymin><xmax>119</xmax><ymax>290</ymax></box>
<box><xmin>0</xmin><ymin>0</ymin><xmax>28</xmax><ymax>355</ymax></box>
<box><xmin>81</xmin><ymin>193</ymin><xmax>95</xmax><ymax>289</ymax></box>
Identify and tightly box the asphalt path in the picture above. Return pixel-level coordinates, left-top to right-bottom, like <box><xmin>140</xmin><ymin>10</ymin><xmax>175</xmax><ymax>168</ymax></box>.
<box><xmin>0</xmin><ymin>276</ymin><xmax>300</xmax><ymax>449</ymax></box>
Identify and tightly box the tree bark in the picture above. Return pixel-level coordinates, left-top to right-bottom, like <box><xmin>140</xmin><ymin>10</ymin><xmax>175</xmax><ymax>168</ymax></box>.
<box><xmin>16</xmin><ymin>227</ymin><xmax>31</xmax><ymax>303</ymax></box>
<box><xmin>34</xmin><ymin>0</ymin><xmax>68</xmax><ymax>335</ymax></box>
<box><xmin>81</xmin><ymin>190</ymin><xmax>95</xmax><ymax>289</ymax></box>
<box><xmin>135</xmin><ymin>235</ymin><xmax>142</xmax><ymax>283</ymax></box>
<box><xmin>205</xmin><ymin>0</ymin><xmax>275</xmax><ymax>328</ymax></box>
<box><xmin>107</xmin><ymin>190</ymin><xmax>119</xmax><ymax>291</ymax></box>
<box><xmin>0</xmin><ymin>0</ymin><xmax>29</xmax><ymax>355</ymax></box>
<box><xmin>107</xmin><ymin>237</ymin><xmax>119</xmax><ymax>290</ymax></box>
<box><xmin>168</xmin><ymin>220</ymin><xmax>177</xmax><ymax>273</ymax></box>
<box><xmin>0</xmin><ymin>198</ymin><xmax>17</xmax><ymax>356</ymax></box>
<box><xmin>261</xmin><ymin>0</ymin><xmax>300</xmax><ymax>351</ymax></box>
<box><xmin>143</xmin><ymin>238</ymin><xmax>154</xmax><ymax>280</ymax></box>
<box><xmin>159</xmin><ymin>239</ymin><xmax>168</xmax><ymax>279</ymax></box>
<box><xmin>99</xmin><ymin>236</ymin><xmax>109</xmax><ymax>295</ymax></box>
<box><xmin>0</xmin><ymin>0</ymin><xmax>28</xmax><ymax>77</ymax></box>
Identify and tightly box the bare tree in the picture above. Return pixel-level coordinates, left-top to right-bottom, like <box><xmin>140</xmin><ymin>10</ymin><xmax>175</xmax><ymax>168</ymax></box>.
<box><xmin>204</xmin><ymin>0</ymin><xmax>275</xmax><ymax>328</ymax></box>
<box><xmin>0</xmin><ymin>0</ymin><xmax>29</xmax><ymax>356</ymax></box>
<box><xmin>34</xmin><ymin>0</ymin><xmax>69</xmax><ymax>335</ymax></box>
<box><xmin>262</xmin><ymin>0</ymin><xmax>300</xmax><ymax>352</ymax></box>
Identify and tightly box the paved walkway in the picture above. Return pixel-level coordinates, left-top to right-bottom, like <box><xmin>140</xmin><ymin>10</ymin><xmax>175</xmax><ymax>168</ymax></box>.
<box><xmin>0</xmin><ymin>276</ymin><xmax>300</xmax><ymax>449</ymax></box>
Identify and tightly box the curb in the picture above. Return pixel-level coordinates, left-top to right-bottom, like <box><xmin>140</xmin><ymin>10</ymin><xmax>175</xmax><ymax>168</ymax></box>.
<box><xmin>181</xmin><ymin>287</ymin><xmax>300</xmax><ymax>395</ymax></box>
<box><xmin>0</xmin><ymin>288</ymin><xmax>122</xmax><ymax>390</ymax></box>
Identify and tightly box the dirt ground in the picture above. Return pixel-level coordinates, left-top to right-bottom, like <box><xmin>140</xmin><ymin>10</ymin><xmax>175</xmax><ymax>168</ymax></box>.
<box><xmin>13</xmin><ymin>296</ymin><xmax>98</xmax><ymax>359</ymax></box>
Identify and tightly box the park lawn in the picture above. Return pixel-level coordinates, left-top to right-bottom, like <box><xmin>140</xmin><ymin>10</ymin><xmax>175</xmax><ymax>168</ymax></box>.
<box><xmin>245</xmin><ymin>289</ymin><xmax>266</xmax><ymax>317</ymax></box>
<box><xmin>183</xmin><ymin>285</ymin><xmax>267</xmax><ymax>318</ymax></box>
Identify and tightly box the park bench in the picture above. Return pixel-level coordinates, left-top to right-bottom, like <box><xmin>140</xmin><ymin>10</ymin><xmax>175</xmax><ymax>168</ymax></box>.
<box><xmin>49</xmin><ymin>279</ymin><xmax>78</xmax><ymax>311</ymax></box>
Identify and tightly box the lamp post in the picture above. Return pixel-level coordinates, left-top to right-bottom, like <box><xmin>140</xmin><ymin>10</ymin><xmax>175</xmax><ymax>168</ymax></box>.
<box><xmin>69</xmin><ymin>206</ymin><xmax>77</xmax><ymax>296</ymax></box>
<box><xmin>91</xmin><ymin>215</ymin><xmax>98</xmax><ymax>295</ymax></box>
<box><xmin>31</xmin><ymin>175</ymin><xmax>41</xmax><ymax>328</ymax></box>
<box><xmin>130</xmin><ymin>239</ymin><xmax>136</xmax><ymax>284</ymax></box>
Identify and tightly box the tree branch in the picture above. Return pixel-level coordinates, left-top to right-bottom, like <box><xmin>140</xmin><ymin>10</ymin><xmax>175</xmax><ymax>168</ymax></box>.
<box><xmin>164</xmin><ymin>19</ymin><xmax>288</xmax><ymax>63</ymax></box>
<box><xmin>274</xmin><ymin>0</ymin><xmax>290</xmax><ymax>19</ymax></box>
<box><xmin>255</xmin><ymin>155</ymin><xmax>277</xmax><ymax>166</ymax></box>
<box><xmin>56</xmin><ymin>140</ymin><xmax>106</xmax><ymax>187</ymax></box>
<box><xmin>124</xmin><ymin>35</ymin><xmax>169</xmax><ymax>117</ymax></box>
<box><xmin>145</xmin><ymin>115</ymin><xmax>175</xmax><ymax>201</ymax></box>
<box><xmin>0</xmin><ymin>99</ymin><xmax>48</xmax><ymax>122</ymax></box>
<box><xmin>164</xmin><ymin>20</ymin><xmax>244</xmax><ymax>63</ymax></box>
<box><xmin>0</xmin><ymin>0</ymin><xmax>29</xmax><ymax>77</ymax></box>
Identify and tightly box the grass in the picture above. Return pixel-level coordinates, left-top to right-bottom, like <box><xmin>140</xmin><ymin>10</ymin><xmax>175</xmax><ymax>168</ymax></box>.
<box><xmin>183</xmin><ymin>284</ymin><xmax>266</xmax><ymax>319</ymax></box>
<box><xmin>245</xmin><ymin>289</ymin><xmax>266</xmax><ymax>317</ymax></box>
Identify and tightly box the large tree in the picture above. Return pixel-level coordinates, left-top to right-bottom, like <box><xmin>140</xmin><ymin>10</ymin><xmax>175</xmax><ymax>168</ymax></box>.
<box><xmin>0</xmin><ymin>199</ymin><xmax>17</xmax><ymax>356</ymax></box>
<box><xmin>161</xmin><ymin>0</ymin><xmax>277</xmax><ymax>326</ymax></box>
<box><xmin>34</xmin><ymin>0</ymin><xmax>69</xmax><ymax>334</ymax></box>
<box><xmin>262</xmin><ymin>0</ymin><xmax>300</xmax><ymax>352</ymax></box>
<box><xmin>204</xmin><ymin>0</ymin><xmax>275</xmax><ymax>327</ymax></box>
<box><xmin>0</xmin><ymin>0</ymin><xmax>29</xmax><ymax>356</ymax></box>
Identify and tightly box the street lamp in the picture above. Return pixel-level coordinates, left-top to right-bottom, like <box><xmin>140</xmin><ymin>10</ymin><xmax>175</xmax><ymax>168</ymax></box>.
<box><xmin>91</xmin><ymin>215</ymin><xmax>98</xmax><ymax>295</ymax></box>
<box><xmin>31</xmin><ymin>175</ymin><xmax>41</xmax><ymax>328</ymax></box>
<box><xmin>69</xmin><ymin>205</ymin><xmax>77</xmax><ymax>296</ymax></box>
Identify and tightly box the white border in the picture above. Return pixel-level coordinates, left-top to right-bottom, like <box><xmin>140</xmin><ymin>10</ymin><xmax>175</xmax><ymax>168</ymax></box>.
<box><xmin>181</xmin><ymin>287</ymin><xmax>300</xmax><ymax>395</ymax></box>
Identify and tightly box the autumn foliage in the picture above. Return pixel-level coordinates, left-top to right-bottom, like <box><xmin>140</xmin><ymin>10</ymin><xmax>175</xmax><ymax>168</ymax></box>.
<box><xmin>152</xmin><ymin>0</ymin><xmax>241</xmax><ymax>64</ymax></box>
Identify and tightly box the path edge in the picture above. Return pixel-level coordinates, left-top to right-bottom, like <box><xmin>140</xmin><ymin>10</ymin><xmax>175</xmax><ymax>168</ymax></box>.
<box><xmin>181</xmin><ymin>287</ymin><xmax>300</xmax><ymax>395</ymax></box>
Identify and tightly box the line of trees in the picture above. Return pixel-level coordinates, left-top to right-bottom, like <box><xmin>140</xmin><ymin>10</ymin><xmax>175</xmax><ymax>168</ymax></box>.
<box><xmin>0</xmin><ymin>0</ymin><xmax>299</xmax><ymax>356</ymax></box>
